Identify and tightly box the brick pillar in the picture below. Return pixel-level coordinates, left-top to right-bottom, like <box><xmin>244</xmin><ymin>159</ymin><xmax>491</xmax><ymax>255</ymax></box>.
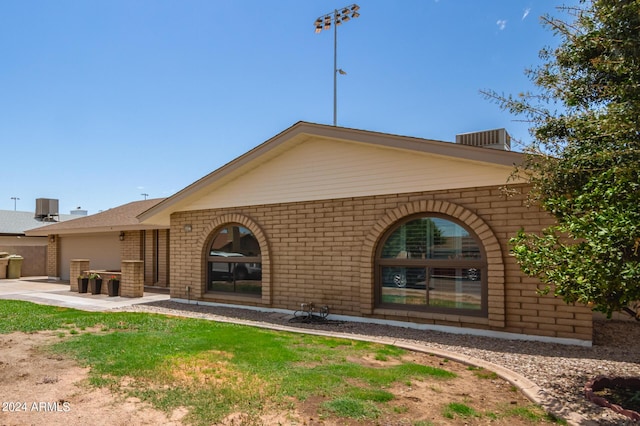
<box><xmin>70</xmin><ymin>259</ymin><xmax>90</xmax><ymax>292</ymax></box>
<box><xmin>47</xmin><ymin>236</ymin><xmax>59</xmax><ymax>279</ymax></box>
<box><xmin>121</xmin><ymin>231</ymin><xmax>143</xmax><ymax>261</ymax></box>
<box><xmin>121</xmin><ymin>260</ymin><xmax>144</xmax><ymax>298</ymax></box>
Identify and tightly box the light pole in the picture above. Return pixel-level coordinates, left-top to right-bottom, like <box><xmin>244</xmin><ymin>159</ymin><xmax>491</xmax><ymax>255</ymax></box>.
<box><xmin>314</xmin><ymin>4</ymin><xmax>360</xmax><ymax>127</ymax></box>
<box><xmin>141</xmin><ymin>193</ymin><xmax>149</xmax><ymax>200</ymax></box>
<box><xmin>10</xmin><ymin>197</ymin><xmax>19</xmax><ymax>211</ymax></box>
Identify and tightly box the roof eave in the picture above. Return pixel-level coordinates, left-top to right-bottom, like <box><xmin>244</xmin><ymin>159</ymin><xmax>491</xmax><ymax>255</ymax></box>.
<box><xmin>137</xmin><ymin>122</ymin><xmax>524</xmax><ymax>224</ymax></box>
<box><xmin>25</xmin><ymin>223</ymin><xmax>168</xmax><ymax>237</ymax></box>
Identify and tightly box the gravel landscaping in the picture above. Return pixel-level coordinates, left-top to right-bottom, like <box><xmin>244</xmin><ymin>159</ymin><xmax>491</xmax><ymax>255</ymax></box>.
<box><xmin>118</xmin><ymin>300</ymin><xmax>640</xmax><ymax>426</ymax></box>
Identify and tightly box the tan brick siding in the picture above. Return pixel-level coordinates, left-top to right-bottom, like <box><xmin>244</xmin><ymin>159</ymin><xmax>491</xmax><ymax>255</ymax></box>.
<box><xmin>47</xmin><ymin>238</ymin><xmax>57</xmax><ymax>277</ymax></box>
<box><xmin>157</xmin><ymin>229</ymin><xmax>170</xmax><ymax>287</ymax></box>
<box><xmin>170</xmin><ymin>184</ymin><xmax>592</xmax><ymax>341</ymax></box>
<box><xmin>143</xmin><ymin>230</ymin><xmax>154</xmax><ymax>285</ymax></box>
<box><xmin>120</xmin><ymin>230</ymin><xmax>169</xmax><ymax>287</ymax></box>
<box><xmin>121</xmin><ymin>260</ymin><xmax>144</xmax><ymax>297</ymax></box>
<box><xmin>120</xmin><ymin>231</ymin><xmax>142</xmax><ymax>261</ymax></box>
<box><xmin>69</xmin><ymin>259</ymin><xmax>90</xmax><ymax>292</ymax></box>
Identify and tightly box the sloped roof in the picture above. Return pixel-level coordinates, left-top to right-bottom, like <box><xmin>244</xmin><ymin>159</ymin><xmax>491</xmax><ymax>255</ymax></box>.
<box><xmin>0</xmin><ymin>210</ymin><xmax>79</xmax><ymax>236</ymax></box>
<box><xmin>138</xmin><ymin>121</ymin><xmax>524</xmax><ymax>226</ymax></box>
<box><xmin>25</xmin><ymin>198</ymin><xmax>167</xmax><ymax>236</ymax></box>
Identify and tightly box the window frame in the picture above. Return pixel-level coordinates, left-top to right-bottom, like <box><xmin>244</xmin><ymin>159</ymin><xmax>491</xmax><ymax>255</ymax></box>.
<box><xmin>375</xmin><ymin>213</ymin><xmax>488</xmax><ymax>316</ymax></box>
<box><xmin>205</xmin><ymin>223</ymin><xmax>262</xmax><ymax>297</ymax></box>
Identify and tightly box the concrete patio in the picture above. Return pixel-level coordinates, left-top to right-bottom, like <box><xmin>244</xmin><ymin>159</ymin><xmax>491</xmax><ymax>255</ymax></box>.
<box><xmin>0</xmin><ymin>276</ymin><xmax>170</xmax><ymax>312</ymax></box>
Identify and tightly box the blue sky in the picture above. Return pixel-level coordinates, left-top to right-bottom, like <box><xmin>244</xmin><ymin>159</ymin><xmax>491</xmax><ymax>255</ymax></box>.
<box><xmin>0</xmin><ymin>0</ymin><xmax>575</xmax><ymax>215</ymax></box>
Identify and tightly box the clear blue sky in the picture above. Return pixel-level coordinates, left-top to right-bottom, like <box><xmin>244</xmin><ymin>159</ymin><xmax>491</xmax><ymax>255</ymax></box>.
<box><xmin>1</xmin><ymin>0</ymin><xmax>575</xmax><ymax>215</ymax></box>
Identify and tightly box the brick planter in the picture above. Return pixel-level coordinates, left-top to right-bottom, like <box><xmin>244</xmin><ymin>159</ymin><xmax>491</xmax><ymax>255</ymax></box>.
<box><xmin>585</xmin><ymin>376</ymin><xmax>640</xmax><ymax>421</ymax></box>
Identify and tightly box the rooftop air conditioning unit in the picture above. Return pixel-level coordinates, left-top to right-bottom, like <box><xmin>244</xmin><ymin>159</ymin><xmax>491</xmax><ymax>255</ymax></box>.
<box><xmin>35</xmin><ymin>198</ymin><xmax>60</xmax><ymax>221</ymax></box>
<box><xmin>455</xmin><ymin>128</ymin><xmax>511</xmax><ymax>151</ymax></box>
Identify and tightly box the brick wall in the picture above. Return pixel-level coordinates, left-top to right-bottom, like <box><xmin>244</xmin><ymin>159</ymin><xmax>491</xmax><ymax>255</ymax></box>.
<box><xmin>141</xmin><ymin>229</ymin><xmax>170</xmax><ymax>287</ymax></box>
<box><xmin>69</xmin><ymin>259</ymin><xmax>90</xmax><ymax>292</ymax></box>
<box><xmin>0</xmin><ymin>243</ymin><xmax>48</xmax><ymax>277</ymax></box>
<box><xmin>121</xmin><ymin>260</ymin><xmax>144</xmax><ymax>297</ymax></box>
<box><xmin>120</xmin><ymin>231</ymin><xmax>142</xmax><ymax>261</ymax></box>
<box><xmin>47</xmin><ymin>237</ymin><xmax>57</xmax><ymax>277</ymax></box>
<box><xmin>143</xmin><ymin>230</ymin><xmax>154</xmax><ymax>285</ymax></box>
<box><xmin>169</xmin><ymin>184</ymin><xmax>592</xmax><ymax>341</ymax></box>
<box><xmin>158</xmin><ymin>229</ymin><xmax>169</xmax><ymax>287</ymax></box>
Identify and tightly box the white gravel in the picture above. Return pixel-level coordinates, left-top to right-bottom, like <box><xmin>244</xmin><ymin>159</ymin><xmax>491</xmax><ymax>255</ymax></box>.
<box><xmin>117</xmin><ymin>300</ymin><xmax>640</xmax><ymax>426</ymax></box>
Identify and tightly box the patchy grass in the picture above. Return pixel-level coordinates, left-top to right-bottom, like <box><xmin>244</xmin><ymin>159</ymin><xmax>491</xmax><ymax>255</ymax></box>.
<box><xmin>468</xmin><ymin>365</ymin><xmax>499</xmax><ymax>380</ymax></box>
<box><xmin>443</xmin><ymin>401</ymin><xmax>479</xmax><ymax>419</ymax></box>
<box><xmin>321</xmin><ymin>397</ymin><xmax>381</xmax><ymax>420</ymax></box>
<box><xmin>504</xmin><ymin>405</ymin><xmax>568</xmax><ymax>425</ymax></box>
<box><xmin>441</xmin><ymin>401</ymin><xmax>566</xmax><ymax>424</ymax></box>
<box><xmin>1</xmin><ymin>301</ymin><xmax>456</xmax><ymax>424</ymax></box>
<box><xmin>0</xmin><ymin>300</ymin><xmax>565</xmax><ymax>425</ymax></box>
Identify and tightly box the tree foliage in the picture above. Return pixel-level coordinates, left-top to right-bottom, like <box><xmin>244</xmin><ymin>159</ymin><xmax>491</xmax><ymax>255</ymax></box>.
<box><xmin>485</xmin><ymin>0</ymin><xmax>640</xmax><ymax>319</ymax></box>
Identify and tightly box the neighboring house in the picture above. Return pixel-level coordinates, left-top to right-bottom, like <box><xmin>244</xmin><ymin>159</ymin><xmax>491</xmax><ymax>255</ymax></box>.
<box><xmin>26</xmin><ymin>199</ymin><xmax>169</xmax><ymax>286</ymax></box>
<box><xmin>0</xmin><ymin>208</ymin><xmax>78</xmax><ymax>276</ymax></box>
<box><xmin>138</xmin><ymin>121</ymin><xmax>593</xmax><ymax>344</ymax></box>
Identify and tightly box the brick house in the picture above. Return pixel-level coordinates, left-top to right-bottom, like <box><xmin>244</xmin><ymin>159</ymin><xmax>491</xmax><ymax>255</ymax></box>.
<box><xmin>26</xmin><ymin>199</ymin><xmax>169</xmax><ymax>288</ymax></box>
<box><xmin>139</xmin><ymin>122</ymin><xmax>591</xmax><ymax>344</ymax></box>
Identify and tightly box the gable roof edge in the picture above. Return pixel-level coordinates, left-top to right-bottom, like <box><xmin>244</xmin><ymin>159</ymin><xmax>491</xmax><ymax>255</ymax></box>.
<box><xmin>138</xmin><ymin>122</ymin><xmax>523</xmax><ymax>224</ymax></box>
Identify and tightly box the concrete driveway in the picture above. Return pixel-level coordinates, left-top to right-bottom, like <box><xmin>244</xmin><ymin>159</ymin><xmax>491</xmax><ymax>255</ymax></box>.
<box><xmin>0</xmin><ymin>277</ymin><xmax>170</xmax><ymax>311</ymax></box>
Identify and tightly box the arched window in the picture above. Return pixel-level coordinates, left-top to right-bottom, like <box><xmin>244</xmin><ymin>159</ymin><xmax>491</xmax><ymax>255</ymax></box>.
<box><xmin>206</xmin><ymin>224</ymin><xmax>262</xmax><ymax>297</ymax></box>
<box><xmin>376</xmin><ymin>215</ymin><xmax>487</xmax><ymax>315</ymax></box>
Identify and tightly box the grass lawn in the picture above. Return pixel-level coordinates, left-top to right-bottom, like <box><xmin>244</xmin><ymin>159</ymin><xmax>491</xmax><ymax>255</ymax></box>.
<box><xmin>0</xmin><ymin>300</ymin><xmax>564</xmax><ymax>425</ymax></box>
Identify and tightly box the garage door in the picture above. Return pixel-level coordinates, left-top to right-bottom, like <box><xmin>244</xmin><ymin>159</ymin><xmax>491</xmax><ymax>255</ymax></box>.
<box><xmin>59</xmin><ymin>234</ymin><xmax>121</xmax><ymax>281</ymax></box>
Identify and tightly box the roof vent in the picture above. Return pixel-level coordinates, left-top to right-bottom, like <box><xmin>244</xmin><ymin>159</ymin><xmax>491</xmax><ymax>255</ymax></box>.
<box><xmin>70</xmin><ymin>207</ymin><xmax>88</xmax><ymax>216</ymax></box>
<box><xmin>455</xmin><ymin>128</ymin><xmax>511</xmax><ymax>151</ymax></box>
<box><xmin>35</xmin><ymin>198</ymin><xmax>59</xmax><ymax>222</ymax></box>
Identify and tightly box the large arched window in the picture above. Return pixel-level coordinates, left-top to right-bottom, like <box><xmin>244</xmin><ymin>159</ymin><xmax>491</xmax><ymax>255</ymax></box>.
<box><xmin>206</xmin><ymin>224</ymin><xmax>262</xmax><ymax>297</ymax></box>
<box><xmin>376</xmin><ymin>215</ymin><xmax>487</xmax><ymax>315</ymax></box>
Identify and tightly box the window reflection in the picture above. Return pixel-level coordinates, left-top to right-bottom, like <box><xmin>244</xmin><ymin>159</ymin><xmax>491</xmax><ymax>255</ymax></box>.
<box><xmin>207</xmin><ymin>225</ymin><xmax>262</xmax><ymax>296</ymax></box>
<box><xmin>377</xmin><ymin>216</ymin><xmax>485</xmax><ymax>314</ymax></box>
<box><xmin>381</xmin><ymin>218</ymin><xmax>480</xmax><ymax>260</ymax></box>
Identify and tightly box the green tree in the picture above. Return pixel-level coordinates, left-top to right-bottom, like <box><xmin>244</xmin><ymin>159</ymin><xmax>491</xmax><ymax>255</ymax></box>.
<box><xmin>485</xmin><ymin>0</ymin><xmax>640</xmax><ymax>319</ymax></box>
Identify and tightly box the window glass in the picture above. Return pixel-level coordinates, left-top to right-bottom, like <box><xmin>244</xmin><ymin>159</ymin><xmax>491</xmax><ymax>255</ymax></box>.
<box><xmin>207</xmin><ymin>225</ymin><xmax>262</xmax><ymax>296</ymax></box>
<box><xmin>380</xmin><ymin>266</ymin><xmax>428</xmax><ymax>305</ymax></box>
<box><xmin>377</xmin><ymin>216</ymin><xmax>485</xmax><ymax>315</ymax></box>
<box><xmin>428</xmin><ymin>268</ymin><xmax>482</xmax><ymax>310</ymax></box>
<box><xmin>381</xmin><ymin>218</ymin><xmax>480</xmax><ymax>260</ymax></box>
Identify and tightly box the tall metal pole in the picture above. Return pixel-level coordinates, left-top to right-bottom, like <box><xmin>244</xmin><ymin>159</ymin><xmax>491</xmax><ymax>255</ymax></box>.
<box><xmin>314</xmin><ymin>4</ymin><xmax>360</xmax><ymax>127</ymax></box>
<box><xmin>10</xmin><ymin>197</ymin><xmax>19</xmax><ymax>211</ymax></box>
<box><xmin>333</xmin><ymin>9</ymin><xmax>338</xmax><ymax>126</ymax></box>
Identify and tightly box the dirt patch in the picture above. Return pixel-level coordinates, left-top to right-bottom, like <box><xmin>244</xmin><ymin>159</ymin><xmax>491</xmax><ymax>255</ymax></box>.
<box><xmin>0</xmin><ymin>331</ymin><xmax>185</xmax><ymax>426</ymax></box>
<box><xmin>291</xmin><ymin>353</ymin><xmax>554</xmax><ymax>426</ymax></box>
<box><xmin>166</xmin><ymin>350</ymin><xmax>238</xmax><ymax>386</ymax></box>
<box><xmin>0</xmin><ymin>331</ymin><xmax>558</xmax><ymax>426</ymax></box>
